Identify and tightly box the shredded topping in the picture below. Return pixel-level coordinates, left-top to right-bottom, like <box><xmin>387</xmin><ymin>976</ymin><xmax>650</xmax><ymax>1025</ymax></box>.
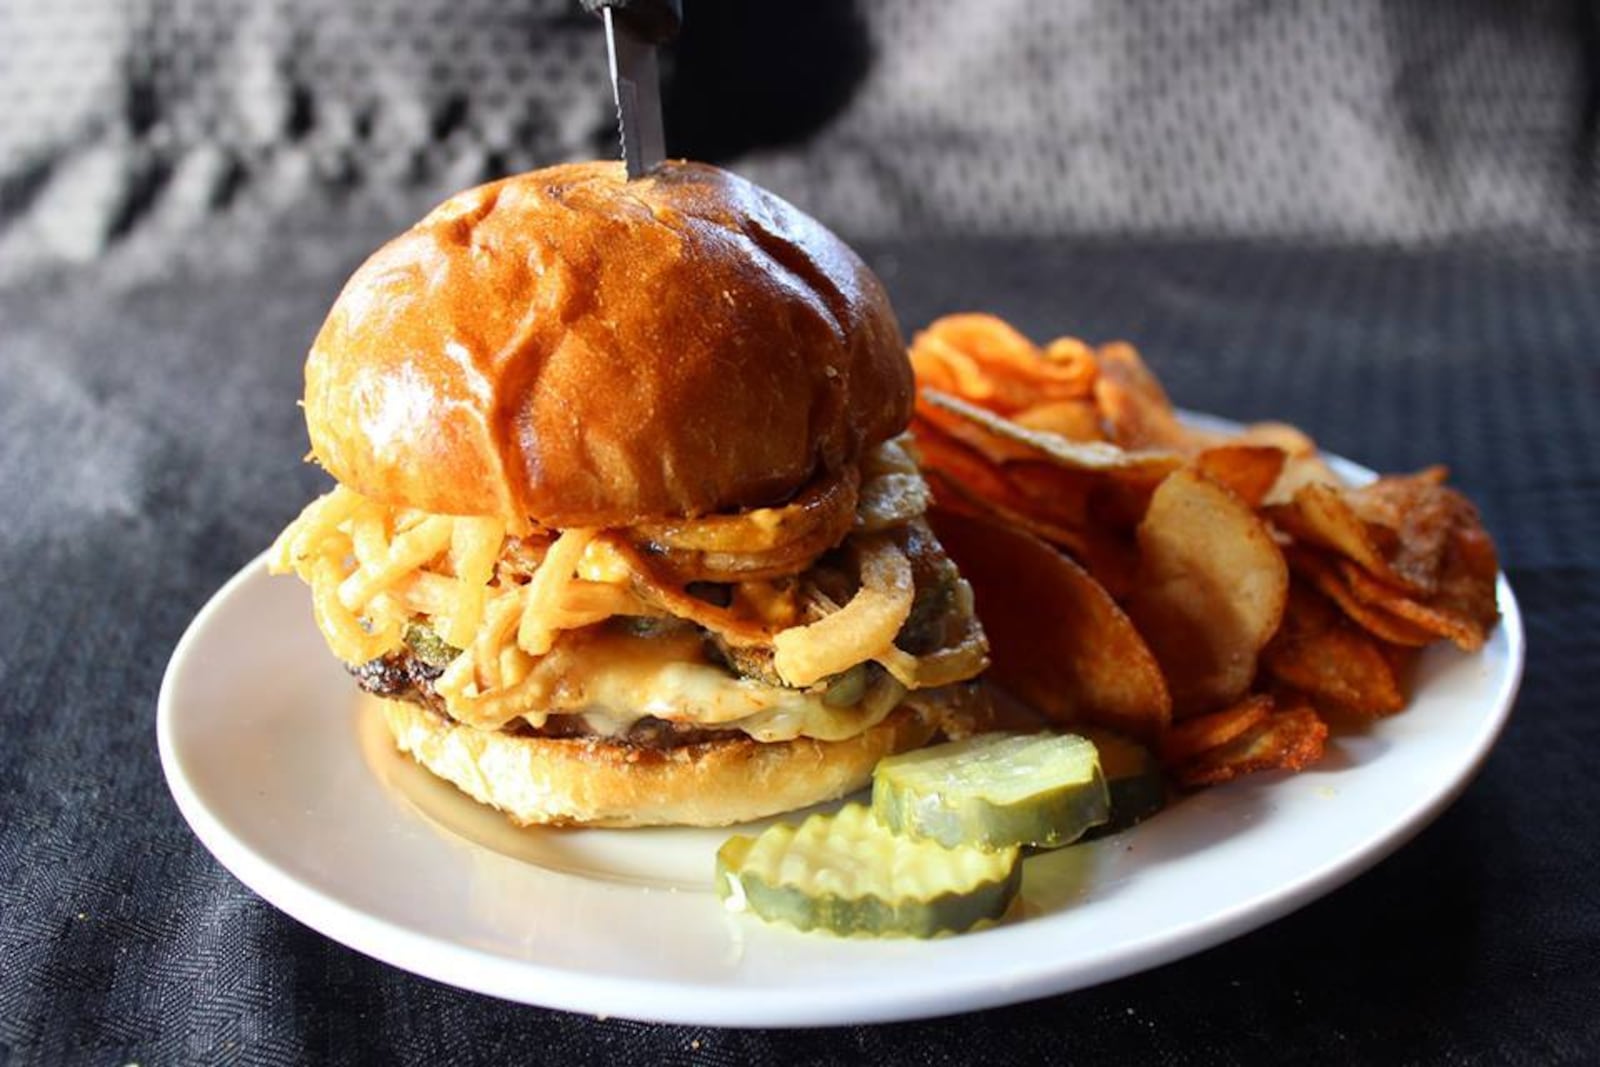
<box><xmin>268</xmin><ymin>437</ymin><xmax>987</xmax><ymax>739</ymax></box>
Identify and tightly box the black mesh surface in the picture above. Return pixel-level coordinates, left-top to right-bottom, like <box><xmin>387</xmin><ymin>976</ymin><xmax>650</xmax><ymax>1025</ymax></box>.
<box><xmin>3</xmin><ymin>0</ymin><xmax>1597</xmax><ymax>285</ymax></box>
<box><xmin>2</xmin><ymin>239</ymin><xmax>1597</xmax><ymax>1064</ymax></box>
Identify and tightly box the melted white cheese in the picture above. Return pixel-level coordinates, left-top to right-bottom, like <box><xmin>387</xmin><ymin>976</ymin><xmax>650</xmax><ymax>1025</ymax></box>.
<box><xmin>498</xmin><ymin>628</ymin><xmax>906</xmax><ymax>743</ymax></box>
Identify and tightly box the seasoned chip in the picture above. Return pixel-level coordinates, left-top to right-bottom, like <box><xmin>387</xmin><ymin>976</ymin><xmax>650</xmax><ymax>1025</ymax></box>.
<box><xmin>912</xmin><ymin>417</ymin><xmax>1030</xmax><ymax>510</ymax></box>
<box><xmin>1012</xmin><ymin>399</ymin><xmax>1105</xmax><ymax>442</ymax></box>
<box><xmin>1195</xmin><ymin>445</ymin><xmax>1289</xmax><ymax>509</ymax></box>
<box><xmin>1042</xmin><ymin>335</ymin><xmax>1097</xmax><ymax>371</ymax></box>
<box><xmin>1343</xmin><ymin>467</ymin><xmax>1474</xmax><ymax>596</ymax></box>
<box><xmin>916</xmin><ymin>391</ymin><xmax>1043</xmax><ymax>464</ymax></box>
<box><xmin>920</xmin><ymin>314</ymin><xmax>1043</xmax><ymax>378</ymax></box>
<box><xmin>1159</xmin><ymin>694</ymin><xmax>1273</xmax><ymax>767</ymax></box>
<box><xmin>904</xmin><ymin>311</ymin><xmax>1502</xmax><ymax>792</ymax></box>
<box><xmin>914</xmin><ymin>421</ymin><xmax>1096</xmax><ymax>559</ymax></box>
<box><xmin>1071</xmin><ymin>533</ymin><xmax>1142</xmax><ymax>603</ymax></box>
<box><xmin>1127</xmin><ymin>470</ymin><xmax>1290</xmax><ymax>715</ymax></box>
<box><xmin>1230</xmin><ymin>421</ymin><xmax>1342</xmax><ymax>504</ymax></box>
<box><xmin>1284</xmin><ymin>547</ymin><xmax>1438</xmax><ymax>647</ymax></box>
<box><xmin>909</xmin><ymin>314</ymin><xmax>1096</xmax><ymax>413</ymax></box>
<box><xmin>909</xmin><ymin>332</ymin><xmax>984</xmax><ymax>401</ymax></box>
<box><xmin>1338</xmin><ymin>554</ymin><xmax>1496</xmax><ymax>653</ymax></box>
<box><xmin>1261</xmin><ymin>585</ymin><xmax>1405</xmax><ymax>718</ymax></box>
<box><xmin>1169</xmin><ymin>700</ymin><xmax>1329</xmax><ymax>787</ymax></box>
<box><xmin>929</xmin><ymin>508</ymin><xmax>1171</xmax><ymax>743</ymax></box>
<box><xmin>925</xmin><ymin>468</ymin><xmax>1091</xmax><ymax>562</ymax></box>
<box><xmin>1432</xmin><ymin>524</ymin><xmax>1502</xmax><ymax>638</ymax></box>
<box><xmin>1267</xmin><ymin>482</ymin><xmax>1416</xmax><ymax>593</ymax></box>
<box><xmin>1093</xmin><ymin>342</ymin><xmax>1200</xmax><ymax>452</ymax></box>
<box><xmin>998</xmin><ymin>462</ymin><xmax>1096</xmax><ymax>530</ymax></box>
<box><xmin>1232</xmin><ymin>421</ymin><xmax>1321</xmax><ymax>456</ymax></box>
<box><xmin>924</xmin><ymin>390</ymin><xmax>1184</xmax><ymax>475</ymax></box>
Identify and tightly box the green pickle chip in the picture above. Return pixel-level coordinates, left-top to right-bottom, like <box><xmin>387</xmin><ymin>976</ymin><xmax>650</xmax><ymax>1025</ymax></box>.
<box><xmin>716</xmin><ymin>804</ymin><xmax>1020</xmax><ymax>938</ymax></box>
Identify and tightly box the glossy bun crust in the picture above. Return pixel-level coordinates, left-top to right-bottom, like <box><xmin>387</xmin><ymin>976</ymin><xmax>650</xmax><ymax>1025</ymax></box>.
<box><xmin>304</xmin><ymin>161</ymin><xmax>911</xmax><ymax>529</ymax></box>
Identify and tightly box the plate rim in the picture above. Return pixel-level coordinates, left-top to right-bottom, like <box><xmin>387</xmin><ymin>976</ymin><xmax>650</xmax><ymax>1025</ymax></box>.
<box><xmin>157</xmin><ymin>440</ymin><xmax>1526</xmax><ymax>1027</ymax></box>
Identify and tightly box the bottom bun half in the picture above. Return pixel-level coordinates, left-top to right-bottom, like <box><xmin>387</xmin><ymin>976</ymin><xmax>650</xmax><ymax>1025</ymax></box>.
<box><xmin>375</xmin><ymin>697</ymin><xmax>946</xmax><ymax>828</ymax></box>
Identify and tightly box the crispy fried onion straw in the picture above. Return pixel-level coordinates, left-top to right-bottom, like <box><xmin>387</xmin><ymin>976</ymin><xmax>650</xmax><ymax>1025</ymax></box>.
<box><xmin>270</xmin><ymin>437</ymin><xmax>984</xmax><ymax>733</ymax></box>
<box><xmin>435</xmin><ymin>530</ymin><xmax>668</xmax><ymax>730</ymax></box>
<box><xmin>773</xmin><ymin>535</ymin><xmax>914</xmax><ymax>687</ymax></box>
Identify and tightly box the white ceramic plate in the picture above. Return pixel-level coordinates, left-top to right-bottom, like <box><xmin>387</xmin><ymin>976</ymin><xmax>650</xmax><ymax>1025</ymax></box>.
<box><xmin>158</xmin><ymin>442</ymin><xmax>1524</xmax><ymax>1028</ymax></box>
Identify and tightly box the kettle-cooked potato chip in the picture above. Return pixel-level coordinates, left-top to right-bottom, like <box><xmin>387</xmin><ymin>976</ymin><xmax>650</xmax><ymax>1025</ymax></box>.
<box><xmin>910</xmin><ymin>314</ymin><xmax>1097</xmax><ymax>413</ymax></box>
<box><xmin>922</xmin><ymin>390</ymin><xmax>1184</xmax><ymax>476</ymax></box>
<box><xmin>903</xmin><ymin>311</ymin><xmax>1500</xmax><ymax>792</ymax></box>
<box><xmin>1267</xmin><ymin>482</ymin><xmax>1415</xmax><ymax>592</ymax></box>
<box><xmin>1262</xmin><ymin>584</ymin><xmax>1406</xmax><ymax>718</ymax></box>
<box><xmin>1285</xmin><ymin>547</ymin><xmax>1439</xmax><ymax>647</ymax></box>
<box><xmin>1094</xmin><ymin>342</ymin><xmax>1206</xmax><ymax>453</ymax></box>
<box><xmin>1338</xmin><ymin>552</ymin><xmax>1497</xmax><ymax>653</ymax></box>
<box><xmin>1194</xmin><ymin>445</ymin><xmax>1288</xmax><ymax>509</ymax></box>
<box><xmin>929</xmin><ymin>508</ymin><xmax>1171</xmax><ymax>743</ymax></box>
<box><xmin>1159</xmin><ymin>694</ymin><xmax>1273</xmax><ymax>767</ymax></box>
<box><xmin>1168</xmin><ymin>699</ymin><xmax>1328</xmax><ymax>787</ymax></box>
<box><xmin>1011</xmin><ymin>398</ymin><xmax>1105</xmax><ymax>442</ymax></box>
<box><xmin>1127</xmin><ymin>470</ymin><xmax>1290</xmax><ymax>716</ymax></box>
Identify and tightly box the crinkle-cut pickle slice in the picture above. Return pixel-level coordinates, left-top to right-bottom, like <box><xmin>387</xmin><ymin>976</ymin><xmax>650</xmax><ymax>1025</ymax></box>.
<box><xmin>872</xmin><ymin>732</ymin><xmax>1110</xmax><ymax>851</ymax></box>
<box><xmin>716</xmin><ymin>804</ymin><xmax>1021</xmax><ymax>938</ymax></box>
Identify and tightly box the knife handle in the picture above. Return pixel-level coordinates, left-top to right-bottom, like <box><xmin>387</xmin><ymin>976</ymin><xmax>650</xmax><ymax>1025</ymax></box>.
<box><xmin>579</xmin><ymin>0</ymin><xmax>682</xmax><ymax>45</ymax></box>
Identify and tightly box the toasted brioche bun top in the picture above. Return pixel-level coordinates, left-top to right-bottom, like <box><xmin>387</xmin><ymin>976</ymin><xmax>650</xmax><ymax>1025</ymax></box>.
<box><xmin>303</xmin><ymin>161</ymin><xmax>911</xmax><ymax>530</ymax></box>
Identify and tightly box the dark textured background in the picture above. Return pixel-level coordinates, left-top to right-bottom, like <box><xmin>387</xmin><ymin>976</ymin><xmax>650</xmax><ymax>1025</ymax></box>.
<box><xmin>4</xmin><ymin>0</ymin><xmax>1597</xmax><ymax>285</ymax></box>
<box><xmin>3</xmin><ymin>1</ymin><xmax>1599</xmax><ymax>1063</ymax></box>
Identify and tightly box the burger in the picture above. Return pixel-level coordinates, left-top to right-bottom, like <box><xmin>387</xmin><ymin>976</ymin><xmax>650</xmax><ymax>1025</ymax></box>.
<box><xmin>268</xmin><ymin>161</ymin><xmax>989</xmax><ymax>827</ymax></box>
